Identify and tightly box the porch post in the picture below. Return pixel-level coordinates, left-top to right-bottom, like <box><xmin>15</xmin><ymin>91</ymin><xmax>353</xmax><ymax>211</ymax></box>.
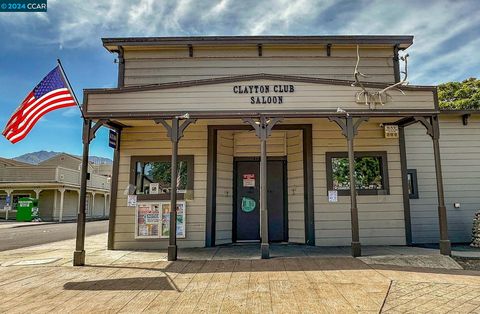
<box><xmin>169</xmin><ymin>117</ymin><xmax>179</xmax><ymax>261</ymax></box>
<box><xmin>91</xmin><ymin>192</ymin><xmax>96</xmax><ymax>217</ymax></box>
<box><xmin>108</xmin><ymin>128</ymin><xmax>121</xmax><ymax>250</ymax></box>
<box><xmin>34</xmin><ymin>188</ymin><xmax>42</xmax><ymax>199</ymax></box>
<box><xmin>73</xmin><ymin>118</ymin><xmax>107</xmax><ymax>266</ymax></box>
<box><xmin>415</xmin><ymin>116</ymin><xmax>451</xmax><ymax>255</ymax></box>
<box><xmin>329</xmin><ymin>116</ymin><xmax>368</xmax><ymax>257</ymax></box>
<box><xmin>243</xmin><ymin>116</ymin><xmax>282</xmax><ymax>259</ymax></box>
<box><xmin>432</xmin><ymin>116</ymin><xmax>451</xmax><ymax>255</ymax></box>
<box><xmin>260</xmin><ymin>133</ymin><xmax>268</xmax><ymax>258</ymax></box>
<box><xmin>5</xmin><ymin>189</ymin><xmax>13</xmax><ymax>220</ymax></box>
<box><xmin>104</xmin><ymin>194</ymin><xmax>108</xmax><ymax>218</ymax></box>
<box><xmin>156</xmin><ymin>116</ymin><xmax>196</xmax><ymax>261</ymax></box>
<box><xmin>73</xmin><ymin>119</ymin><xmax>91</xmax><ymax>266</ymax></box>
<box><xmin>59</xmin><ymin>188</ymin><xmax>65</xmax><ymax>222</ymax></box>
<box><xmin>346</xmin><ymin>117</ymin><xmax>361</xmax><ymax>257</ymax></box>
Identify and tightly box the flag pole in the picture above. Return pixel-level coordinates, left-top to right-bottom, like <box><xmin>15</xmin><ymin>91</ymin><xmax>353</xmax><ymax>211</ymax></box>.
<box><xmin>56</xmin><ymin>59</ymin><xmax>85</xmax><ymax>120</ymax></box>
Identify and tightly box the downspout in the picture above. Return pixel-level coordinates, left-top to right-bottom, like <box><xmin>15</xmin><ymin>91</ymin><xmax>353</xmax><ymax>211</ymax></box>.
<box><xmin>393</xmin><ymin>44</ymin><xmax>400</xmax><ymax>83</ymax></box>
<box><xmin>117</xmin><ymin>46</ymin><xmax>125</xmax><ymax>88</ymax></box>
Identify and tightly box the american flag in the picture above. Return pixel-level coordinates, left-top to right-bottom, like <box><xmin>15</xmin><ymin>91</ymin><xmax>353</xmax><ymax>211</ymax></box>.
<box><xmin>2</xmin><ymin>66</ymin><xmax>77</xmax><ymax>144</ymax></box>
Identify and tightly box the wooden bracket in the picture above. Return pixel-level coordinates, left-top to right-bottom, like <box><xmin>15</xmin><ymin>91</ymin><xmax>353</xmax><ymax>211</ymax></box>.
<box><xmin>328</xmin><ymin>116</ymin><xmax>368</xmax><ymax>139</ymax></box>
<box><xmin>462</xmin><ymin>113</ymin><xmax>470</xmax><ymax>126</ymax></box>
<box><xmin>257</xmin><ymin>44</ymin><xmax>263</xmax><ymax>57</ymax></box>
<box><xmin>414</xmin><ymin>116</ymin><xmax>437</xmax><ymax>139</ymax></box>
<box><xmin>326</xmin><ymin>43</ymin><xmax>332</xmax><ymax>57</ymax></box>
<box><xmin>243</xmin><ymin>116</ymin><xmax>282</xmax><ymax>140</ymax></box>
<box><xmin>328</xmin><ymin>117</ymin><xmax>348</xmax><ymax>137</ymax></box>
<box><xmin>155</xmin><ymin>117</ymin><xmax>197</xmax><ymax>142</ymax></box>
<box><xmin>84</xmin><ymin>119</ymin><xmax>108</xmax><ymax>144</ymax></box>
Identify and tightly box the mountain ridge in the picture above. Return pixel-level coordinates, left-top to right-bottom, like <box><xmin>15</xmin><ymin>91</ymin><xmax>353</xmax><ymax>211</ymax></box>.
<box><xmin>12</xmin><ymin>150</ymin><xmax>112</xmax><ymax>165</ymax></box>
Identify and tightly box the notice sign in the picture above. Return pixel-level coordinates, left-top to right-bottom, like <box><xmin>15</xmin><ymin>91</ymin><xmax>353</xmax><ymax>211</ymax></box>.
<box><xmin>136</xmin><ymin>203</ymin><xmax>160</xmax><ymax>238</ymax></box>
<box><xmin>328</xmin><ymin>190</ymin><xmax>338</xmax><ymax>203</ymax></box>
<box><xmin>160</xmin><ymin>201</ymin><xmax>186</xmax><ymax>238</ymax></box>
<box><xmin>384</xmin><ymin>125</ymin><xmax>399</xmax><ymax>139</ymax></box>
<box><xmin>127</xmin><ymin>195</ymin><xmax>137</xmax><ymax>207</ymax></box>
<box><xmin>243</xmin><ymin>174</ymin><xmax>255</xmax><ymax>187</ymax></box>
<box><xmin>108</xmin><ymin>130</ymin><xmax>117</xmax><ymax>148</ymax></box>
<box><xmin>149</xmin><ymin>183</ymin><xmax>159</xmax><ymax>194</ymax></box>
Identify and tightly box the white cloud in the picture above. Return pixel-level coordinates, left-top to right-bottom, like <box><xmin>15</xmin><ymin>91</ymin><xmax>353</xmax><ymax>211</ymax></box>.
<box><xmin>0</xmin><ymin>0</ymin><xmax>478</xmax><ymax>84</ymax></box>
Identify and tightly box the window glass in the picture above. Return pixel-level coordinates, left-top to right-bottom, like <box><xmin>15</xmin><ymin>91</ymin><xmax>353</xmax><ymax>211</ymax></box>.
<box><xmin>407</xmin><ymin>172</ymin><xmax>413</xmax><ymax>195</ymax></box>
<box><xmin>331</xmin><ymin>156</ymin><xmax>383</xmax><ymax>190</ymax></box>
<box><xmin>12</xmin><ymin>194</ymin><xmax>30</xmax><ymax>209</ymax></box>
<box><xmin>135</xmin><ymin>160</ymin><xmax>189</xmax><ymax>195</ymax></box>
<box><xmin>407</xmin><ymin>169</ymin><xmax>419</xmax><ymax>199</ymax></box>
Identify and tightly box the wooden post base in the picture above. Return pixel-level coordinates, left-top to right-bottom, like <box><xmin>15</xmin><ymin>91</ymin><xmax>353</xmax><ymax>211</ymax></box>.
<box><xmin>351</xmin><ymin>241</ymin><xmax>361</xmax><ymax>257</ymax></box>
<box><xmin>261</xmin><ymin>243</ymin><xmax>270</xmax><ymax>259</ymax></box>
<box><xmin>73</xmin><ymin>250</ymin><xmax>85</xmax><ymax>266</ymax></box>
<box><xmin>168</xmin><ymin>245</ymin><xmax>177</xmax><ymax>261</ymax></box>
<box><xmin>439</xmin><ymin>240</ymin><xmax>451</xmax><ymax>256</ymax></box>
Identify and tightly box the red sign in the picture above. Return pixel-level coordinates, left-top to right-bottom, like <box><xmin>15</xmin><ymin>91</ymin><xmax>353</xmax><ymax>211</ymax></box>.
<box><xmin>243</xmin><ymin>174</ymin><xmax>255</xmax><ymax>187</ymax></box>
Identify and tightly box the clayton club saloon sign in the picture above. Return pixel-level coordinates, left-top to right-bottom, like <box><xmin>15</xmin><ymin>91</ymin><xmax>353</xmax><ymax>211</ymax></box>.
<box><xmin>233</xmin><ymin>84</ymin><xmax>295</xmax><ymax>104</ymax></box>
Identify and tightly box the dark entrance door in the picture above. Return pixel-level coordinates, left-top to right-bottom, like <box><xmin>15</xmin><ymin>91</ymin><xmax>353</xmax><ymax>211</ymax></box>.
<box><xmin>234</xmin><ymin>158</ymin><xmax>287</xmax><ymax>242</ymax></box>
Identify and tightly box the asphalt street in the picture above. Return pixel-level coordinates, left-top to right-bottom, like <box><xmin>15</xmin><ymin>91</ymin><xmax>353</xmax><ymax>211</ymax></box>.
<box><xmin>0</xmin><ymin>220</ymin><xmax>108</xmax><ymax>251</ymax></box>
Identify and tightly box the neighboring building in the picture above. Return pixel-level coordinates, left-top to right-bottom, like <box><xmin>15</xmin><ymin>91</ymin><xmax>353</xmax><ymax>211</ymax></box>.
<box><xmin>0</xmin><ymin>153</ymin><xmax>111</xmax><ymax>221</ymax></box>
<box><xmin>75</xmin><ymin>35</ymin><xmax>477</xmax><ymax>259</ymax></box>
<box><xmin>405</xmin><ymin>113</ymin><xmax>480</xmax><ymax>244</ymax></box>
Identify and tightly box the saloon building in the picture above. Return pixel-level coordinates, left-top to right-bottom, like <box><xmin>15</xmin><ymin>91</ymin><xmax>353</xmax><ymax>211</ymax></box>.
<box><xmin>73</xmin><ymin>35</ymin><xmax>480</xmax><ymax>265</ymax></box>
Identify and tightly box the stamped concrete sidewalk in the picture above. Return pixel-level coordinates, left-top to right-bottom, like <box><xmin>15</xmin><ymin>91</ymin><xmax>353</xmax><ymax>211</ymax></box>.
<box><xmin>0</xmin><ymin>234</ymin><xmax>480</xmax><ymax>313</ymax></box>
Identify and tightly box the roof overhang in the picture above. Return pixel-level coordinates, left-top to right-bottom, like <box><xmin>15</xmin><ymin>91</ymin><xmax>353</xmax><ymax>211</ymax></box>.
<box><xmin>102</xmin><ymin>35</ymin><xmax>414</xmax><ymax>52</ymax></box>
<box><xmin>83</xmin><ymin>73</ymin><xmax>438</xmax><ymax>120</ymax></box>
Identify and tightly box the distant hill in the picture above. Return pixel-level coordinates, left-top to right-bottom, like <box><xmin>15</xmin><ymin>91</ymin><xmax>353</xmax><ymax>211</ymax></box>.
<box><xmin>13</xmin><ymin>150</ymin><xmax>112</xmax><ymax>165</ymax></box>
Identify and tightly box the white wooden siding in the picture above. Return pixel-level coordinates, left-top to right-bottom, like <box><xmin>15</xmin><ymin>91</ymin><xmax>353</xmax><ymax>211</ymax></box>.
<box><xmin>311</xmin><ymin>118</ymin><xmax>406</xmax><ymax>246</ymax></box>
<box><xmin>112</xmin><ymin>118</ymin><xmax>406</xmax><ymax>248</ymax></box>
<box><xmin>114</xmin><ymin>124</ymin><xmax>208</xmax><ymax>250</ymax></box>
<box><xmin>60</xmin><ymin>190</ymin><xmax>80</xmax><ymax>221</ymax></box>
<box><xmin>123</xmin><ymin>46</ymin><xmax>396</xmax><ymax>85</ymax></box>
<box><xmin>233</xmin><ymin>131</ymin><xmax>286</xmax><ymax>156</ymax></box>
<box><xmin>405</xmin><ymin>115</ymin><xmax>480</xmax><ymax>243</ymax></box>
<box><xmin>87</xmin><ymin>79</ymin><xmax>435</xmax><ymax>113</ymax></box>
<box><xmin>216</xmin><ymin>131</ymin><xmax>234</xmax><ymax>245</ymax></box>
<box><xmin>287</xmin><ymin>130</ymin><xmax>305</xmax><ymax>243</ymax></box>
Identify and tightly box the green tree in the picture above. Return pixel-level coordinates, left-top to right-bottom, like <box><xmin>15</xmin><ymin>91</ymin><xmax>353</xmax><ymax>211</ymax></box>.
<box><xmin>149</xmin><ymin>161</ymin><xmax>188</xmax><ymax>190</ymax></box>
<box><xmin>332</xmin><ymin>157</ymin><xmax>382</xmax><ymax>190</ymax></box>
<box><xmin>438</xmin><ymin>78</ymin><xmax>480</xmax><ymax>110</ymax></box>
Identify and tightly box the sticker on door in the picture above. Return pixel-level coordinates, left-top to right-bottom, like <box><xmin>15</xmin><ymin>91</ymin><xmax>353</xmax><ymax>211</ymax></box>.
<box><xmin>243</xmin><ymin>174</ymin><xmax>255</xmax><ymax>187</ymax></box>
<box><xmin>241</xmin><ymin>197</ymin><xmax>256</xmax><ymax>212</ymax></box>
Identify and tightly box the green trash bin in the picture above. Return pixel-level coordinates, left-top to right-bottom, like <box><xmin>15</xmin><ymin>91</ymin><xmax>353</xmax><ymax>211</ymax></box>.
<box><xmin>16</xmin><ymin>197</ymin><xmax>39</xmax><ymax>222</ymax></box>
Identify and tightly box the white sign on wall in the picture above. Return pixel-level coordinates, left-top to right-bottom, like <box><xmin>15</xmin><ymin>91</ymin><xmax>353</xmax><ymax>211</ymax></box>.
<box><xmin>328</xmin><ymin>190</ymin><xmax>338</xmax><ymax>203</ymax></box>
<box><xmin>384</xmin><ymin>125</ymin><xmax>399</xmax><ymax>139</ymax></box>
<box><xmin>135</xmin><ymin>201</ymin><xmax>186</xmax><ymax>239</ymax></box>
<box><xmin>149</xmin><ymin>183</ymin><xmax>159</xmax><ymax>194</ymax></box>
<box><xmin>127</xmin><ymin>195</ymin><xmax>137</xmax><ymax>207</ymax></box>
<box><xmin>243</xmin><ymin>174</ymin><xmax>255</xmax><ymax>187</ymax></box>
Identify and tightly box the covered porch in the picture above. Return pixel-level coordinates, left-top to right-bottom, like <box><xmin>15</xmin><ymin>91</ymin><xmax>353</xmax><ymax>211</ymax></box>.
<box><xmin>73</xmin><ymin>74</ymin><xmax>451</xmax><ymax>265</ymax></box>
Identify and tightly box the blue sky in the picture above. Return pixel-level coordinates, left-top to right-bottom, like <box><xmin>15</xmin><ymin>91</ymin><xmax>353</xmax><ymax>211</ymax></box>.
<box><xmin>0</xmin><ymin>0</ymin><xmax>479</xmax><ymax>159</ymax></box>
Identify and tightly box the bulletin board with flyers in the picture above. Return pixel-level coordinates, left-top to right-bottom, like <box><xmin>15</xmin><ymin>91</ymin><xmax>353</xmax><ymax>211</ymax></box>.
<box><xmin>135</xmin><ymin>201</ymin><xmax>186</xmax><ymax>239</ymax></box>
